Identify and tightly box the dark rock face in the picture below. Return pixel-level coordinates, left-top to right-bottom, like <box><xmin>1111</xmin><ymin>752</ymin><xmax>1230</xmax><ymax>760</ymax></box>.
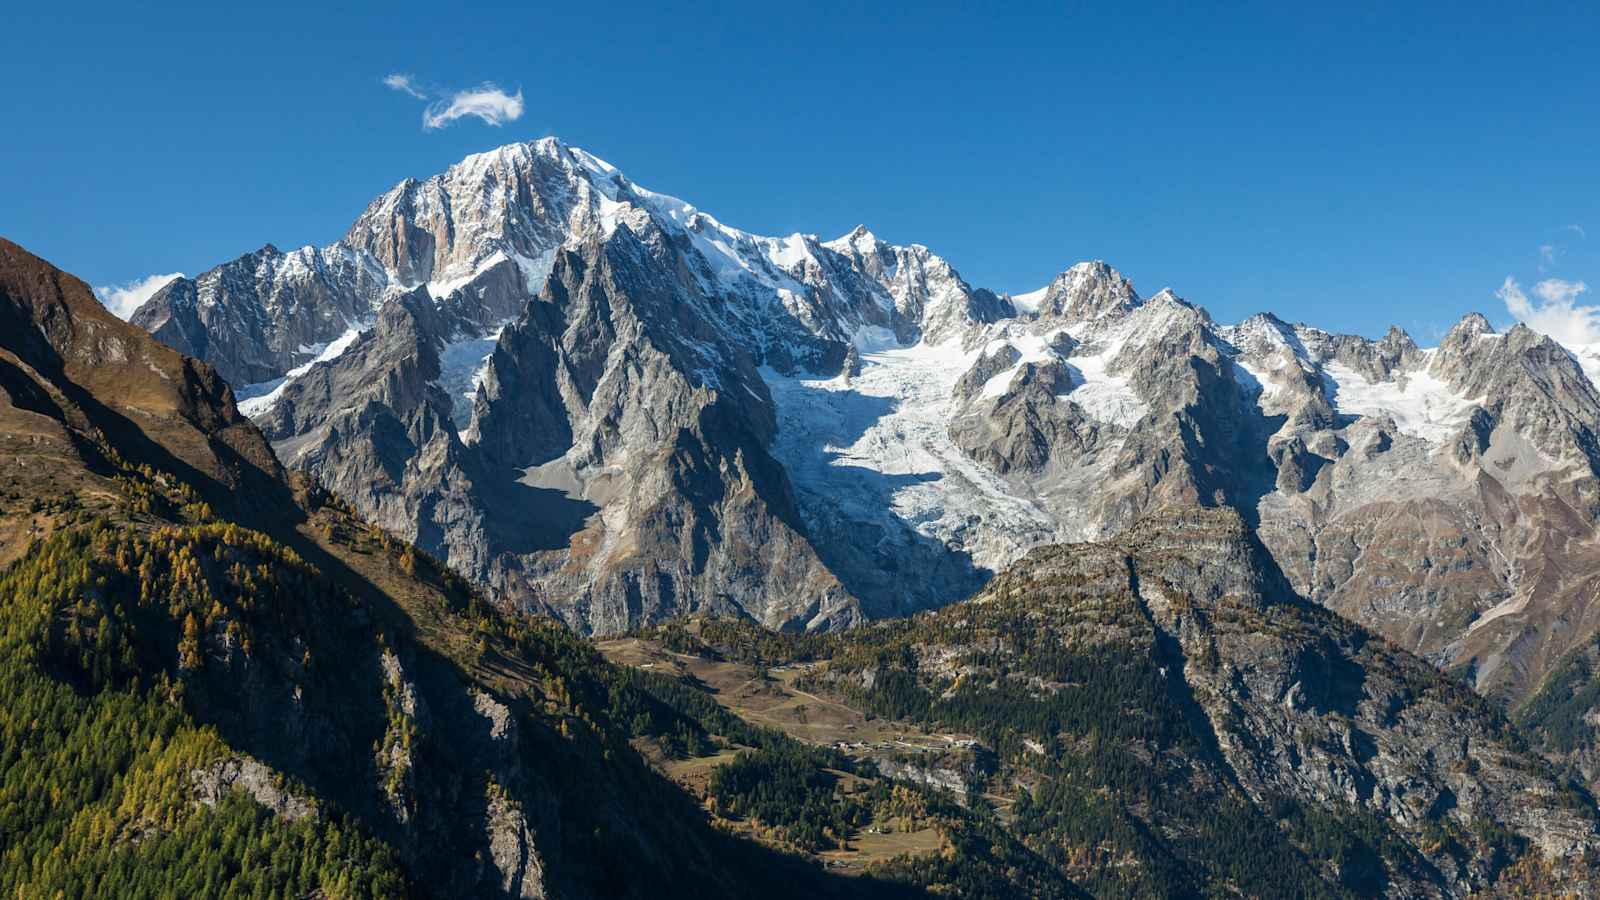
<box><xmin>462</xmin><ymin>228</ymin><xmax>856</xmax><ymax>634</ymax></box>
<box><xmin>950</xmin><ymin>343</ymin><xmax>1021</xmax><ymax>403</ymax></box>
<box><xmin>251</xmin><ymin>286</ymin><xmax>491</xmax><ymax>575</ymax></box>
<box><xmin>1033</xmin><ymin>260</ymin><xmax>1140</xmax><ymax>320</ymax></box>
<box><xmin>951</xmin><ymin>360</ymin><xmax>1096</xmax><ymax>477</ymax></box>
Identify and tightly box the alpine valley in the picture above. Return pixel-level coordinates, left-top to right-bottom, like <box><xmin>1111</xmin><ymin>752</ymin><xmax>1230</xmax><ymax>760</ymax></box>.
<box><xmin>5</xmin><ymin>136</ymin><xmax>1600</xmax><ymax>897</ymax></box>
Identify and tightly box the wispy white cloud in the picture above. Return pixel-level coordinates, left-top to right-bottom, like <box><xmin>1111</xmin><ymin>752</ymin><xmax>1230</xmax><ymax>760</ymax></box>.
<box><xmin>381</xmin><ymin>73</ymin><xmax>524</xmax><ymax>131</ymax></box>
<box><xmin>94</xmin><ymin>273</ymin><xmax>184</xmax><ymax>320</ymax></box>
<box><xmin>1568</xmin><ymin>224</ymin><xmax>1588</xmax><ymax>239</ymax></box>
<box><xmin>382</xmin><ymin>72</ymin><xmax>427</xmax><ymax>99</ymax></box>
<box><xmin>1538</xmin><ymin>277</ymin><xmax>1590</xmax><ymax>306</ymax></box>
<box><xmin>1540</xmin><ymin>244</ymin><xmax>1559</xmax><ymax>266</ymax></box>
<box><xmin>422</xmin><ymin>83</ymin><xmax>524</xmax><ymax>130</ymax></box>
<box><xmin>1499</xmin><ymin>275</ymin><xmax>1598</xmax><ymax>346</ymax></box>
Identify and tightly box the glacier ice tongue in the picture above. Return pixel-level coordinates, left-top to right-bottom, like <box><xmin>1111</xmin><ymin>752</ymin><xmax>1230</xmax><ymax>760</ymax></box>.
<box><xmin>760</xmin><ymin>336</ymin><xmax>1063</xmax><ymax>594</ymax></box>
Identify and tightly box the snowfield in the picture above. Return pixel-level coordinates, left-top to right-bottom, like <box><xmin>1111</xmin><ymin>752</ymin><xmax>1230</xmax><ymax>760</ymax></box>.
<box><xmin>1058</xmin><ymin>331</ymin><xmax>1147</xmax><ymax>428</ymax></box>
<box><xmin>1322</xmin><ymin>357</ymin><xmax>1482</xmax><ymax>444</ymax></box>
<box><xmin>761</xmin><ymin>339</ymin><xmax>1062</xmax><ymax>580</ymax></box>
<box><xmin>436</xmin><ymin>324</ymin><xmax>508</xmax><ymax>427</ymax></box>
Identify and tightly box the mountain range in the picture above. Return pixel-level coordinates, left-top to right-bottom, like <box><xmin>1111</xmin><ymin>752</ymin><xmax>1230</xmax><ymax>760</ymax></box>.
<box><xmin>126</xmin><ymin>137</ymin><xmax>1600</xmax><ymax>707</ymax></box>
<box><xmin>5</xmin><ymin>227</ymin><xmax>1600</xmax><ymax>894</ymax></box>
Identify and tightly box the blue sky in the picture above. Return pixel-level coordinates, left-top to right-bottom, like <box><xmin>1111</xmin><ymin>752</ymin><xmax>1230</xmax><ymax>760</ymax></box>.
<box><xmin>3</xmin><ymin>1</ymin><xmax>1596</xmax><ymax>341</ymax></box>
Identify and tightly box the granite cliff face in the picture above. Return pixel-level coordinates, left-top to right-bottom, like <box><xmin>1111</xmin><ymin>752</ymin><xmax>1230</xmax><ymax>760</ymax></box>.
<box><xmin>124</xmin><ymin>139</ymin><xmax>1600</xmax><ymax>706</ymax></box>
<box><xmin>130</xmin><ymin>242</ymin><xmax>393</xmax><ymax>386</ymax></box>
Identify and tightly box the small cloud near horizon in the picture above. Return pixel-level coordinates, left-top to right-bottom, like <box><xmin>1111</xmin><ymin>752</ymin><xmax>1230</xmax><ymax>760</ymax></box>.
<box><xmin>95</xmin><ymin>273</ymin><xmax>184</xmax><ymax>319</ymax></box>
<box><xmin>1499</xmin><ymin>275</ymin><xmax>1597</xmax><ymax>346</ymax></box>
<box><xmin>382</xmin><ymin>73</ymin><xmax>524</xmax><ymax>131</ymax></box>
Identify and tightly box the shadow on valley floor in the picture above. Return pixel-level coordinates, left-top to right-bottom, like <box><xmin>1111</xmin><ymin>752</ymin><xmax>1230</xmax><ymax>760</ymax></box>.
<box><xmin>477</xmin><ymin>464</ymin><xmax>600</xmax><ymax>555</ymax></box>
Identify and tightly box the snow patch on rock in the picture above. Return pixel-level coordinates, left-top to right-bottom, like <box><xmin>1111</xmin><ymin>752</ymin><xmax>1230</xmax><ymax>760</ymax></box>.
<box><xmin>977</xmin><ymin>331</ymin><xmax>1063</xmax><ymax>399</ymax></box>
<box><xmin>1059</xmin><ymin>332</ymin><xmax>1146</xmax><ymax>428</ymax></box>
<box><xmin>238</xmin><ymin>324</ymin><xmax>367</xmax><ymax>417</ymax></box>
<box><xmin>436</xmin><ymin>323</ymin><xmax>511</xmax><ymax>426</ymax></box>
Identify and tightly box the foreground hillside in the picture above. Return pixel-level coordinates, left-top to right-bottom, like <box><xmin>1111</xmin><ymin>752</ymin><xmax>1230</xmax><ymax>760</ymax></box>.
<box><xmin>0</xmin><ymin>238</ymin><xmax>947</xmax><ymax>897</ymax></box>
<box><xmin>611</xmin><ymin>508</ymin><xmax>1600</xmax><ymax>897</ymax></box>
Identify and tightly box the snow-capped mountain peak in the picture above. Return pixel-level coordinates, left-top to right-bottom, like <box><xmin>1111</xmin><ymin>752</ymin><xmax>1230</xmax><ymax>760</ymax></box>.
<box><xmin>1444</xmin><ymin>311</ymin><xmax>1497</xmax><ymax>343</ymax></box>
<box><xmin>823</xmin><ymin>223</ymin><xmax>882</xmax><ymax>254</ymax></box>
<box><xmin>125</xmin><ymin>138</ymin><xmax>1600</xmax><ymax>705</ymax></box>
<box><xmin>1033</xmin><ymin>259</ymin><xmax>1142</xmax><ymax>322</ymax></box>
